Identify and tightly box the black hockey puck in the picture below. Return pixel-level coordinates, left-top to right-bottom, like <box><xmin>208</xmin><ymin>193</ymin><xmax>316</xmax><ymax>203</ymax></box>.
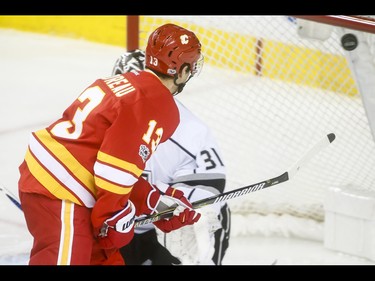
<box><xmin>341</xmin><ymin>33</ymin><xmax>358</xmax><ymax>51</ymax></box>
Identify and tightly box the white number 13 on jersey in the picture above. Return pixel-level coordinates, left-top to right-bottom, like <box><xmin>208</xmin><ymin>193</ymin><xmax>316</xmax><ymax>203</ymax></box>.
<box><xmin>50</xmin><ymin>86</ymin><xmax>164</xmax><ymax>153</ymax></box>
<box><xmin>51</xmin><ymin>86</ymin><xmax>105</xmax><ymax>139</ymax></box>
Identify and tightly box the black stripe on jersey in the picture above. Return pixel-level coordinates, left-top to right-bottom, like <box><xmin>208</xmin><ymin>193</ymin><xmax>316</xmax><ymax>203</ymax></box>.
<box><xmin>211</xmin><ymin>147</ymin><xmax>224</xmax><ymax>166</ymax></box>
<box><xmin>169</xmin><ymin>138</ymin><xmax>196</xmax><ymax>159</ymax></box>
<box><xmin>186</xmin><ymin>188</ymin><xmax>196</xmax><ymax>201</ymax></box>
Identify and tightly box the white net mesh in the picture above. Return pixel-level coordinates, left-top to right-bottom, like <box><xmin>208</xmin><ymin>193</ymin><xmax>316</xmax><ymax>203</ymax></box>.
<box><xmin>136</xmin><ymin>16</ymin><xmax>375</xmax><ymax>228</ymax></box>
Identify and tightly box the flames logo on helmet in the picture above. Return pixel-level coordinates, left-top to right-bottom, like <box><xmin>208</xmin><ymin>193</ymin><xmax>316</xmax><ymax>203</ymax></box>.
<box><xmin>145</xmin><ymin>23</ymin><xmax>203</xmax><ymax>77</ymax></box>
<box><xmin>180</xmin><ymin>34</ymin><xmax>189</xmax><ymax>44</ymax></box>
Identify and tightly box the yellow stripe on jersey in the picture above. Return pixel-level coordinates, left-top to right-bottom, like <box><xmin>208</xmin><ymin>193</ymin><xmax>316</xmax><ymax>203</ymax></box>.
<box><xmin>95</xmin><ymin>176</ymin><xmax>133</xmax><ymax>195</ymax></box>
<box><xmin>34</xmin><ymin>129</ymin><xmax>96</xmax><ymax>195</ymax></box>
<box><xmin>25</xmin><ymin>148</ymin><xmax>83</xmax><ymax>205</ymax></box>
<box><xmin>97</xmin><ymin>151</ymin><xmax>143</xmax><ymax>177</ymax></box>
<box><xmin>58</xmin><ymin>200</ymin><xmax>74</xmax><ymax>265</ymax></box>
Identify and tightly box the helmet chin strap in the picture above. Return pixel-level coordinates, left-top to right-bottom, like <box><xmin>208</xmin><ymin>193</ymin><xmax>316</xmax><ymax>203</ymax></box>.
<box><xmin>173</xmin><ymin>75</ymin><xmax>192</xmax><ymax>96</ymax></box>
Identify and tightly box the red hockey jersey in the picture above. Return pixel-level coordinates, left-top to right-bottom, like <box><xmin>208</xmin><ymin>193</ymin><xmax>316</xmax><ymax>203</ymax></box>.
<box><xmin>18</xmin><ymin>70</ymin><xmax>179</xmax><ymax>230</ymax></box>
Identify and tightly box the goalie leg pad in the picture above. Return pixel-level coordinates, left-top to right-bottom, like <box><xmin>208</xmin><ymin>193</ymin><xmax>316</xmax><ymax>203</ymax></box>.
<box><xmin>155</xmin><ymin>206</ymin><xmax>221</xmax><ymax>265</ymax></box>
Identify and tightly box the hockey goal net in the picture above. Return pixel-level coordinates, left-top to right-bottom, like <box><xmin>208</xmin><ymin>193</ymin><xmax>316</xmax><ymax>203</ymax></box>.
<box><xmin>129</xmin><ymin>16</ymin><xmax>375</xmax><ymax>240</ymax></box>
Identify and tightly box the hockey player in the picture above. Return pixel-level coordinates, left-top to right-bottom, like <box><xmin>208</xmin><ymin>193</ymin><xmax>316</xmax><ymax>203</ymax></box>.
<box><xmin>112</xmin><ymin>50</ymin><xmax>231</xmax><ymax>265</ymax></box>
<box><xmin>17</xmin><ymin>23</ymin><xmax>204</xmax><ymax>265</ymax></box>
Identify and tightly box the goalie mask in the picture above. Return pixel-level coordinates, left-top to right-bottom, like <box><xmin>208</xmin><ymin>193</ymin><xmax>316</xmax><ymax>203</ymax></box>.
<box><xmin>112</xmin><ymin>49</ymin><xmax>145</xmax><ymax>76</ymax></box>
<box><xmin>145</xmin><ymin>23</ymin><xmax>203</xmax><ymax>78</ymax></box>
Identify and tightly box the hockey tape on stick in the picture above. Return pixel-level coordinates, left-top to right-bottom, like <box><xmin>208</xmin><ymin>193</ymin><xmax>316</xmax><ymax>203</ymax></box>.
<box><xmin>0</xmin><ymin>183</ymin><xmax>22</xmax><ymax>211</ymax></box>
<box><xmin>134</xmin><ymin>133</ymin><xmax>336</xmax><ymax>227</ymax></box>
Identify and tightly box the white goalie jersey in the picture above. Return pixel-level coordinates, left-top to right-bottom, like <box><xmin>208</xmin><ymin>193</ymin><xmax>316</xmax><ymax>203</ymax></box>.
<box><xmin>138</xmin><ymin>98</ymin><xmax>227</xmax><ymax>264</ymax></box>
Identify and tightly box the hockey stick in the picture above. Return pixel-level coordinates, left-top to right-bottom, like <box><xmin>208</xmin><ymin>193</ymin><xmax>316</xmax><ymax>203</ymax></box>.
<box><xmin>0</xmin><ymin>183</ymin><xmax>22</xmax><ymax>211</ymax></box>
<box><xmin>134</xmin><ymin>133</ymin><xmax>336</xmax><ymax>228</ymax></box>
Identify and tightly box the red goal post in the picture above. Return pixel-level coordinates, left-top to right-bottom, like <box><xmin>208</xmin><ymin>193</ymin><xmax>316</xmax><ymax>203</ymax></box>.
<box><xmin>126</xmin><ymin>16</ymin><xmax>139</xmax><ymax>51</ymax></box>
<box><xmin>126</xmin><ymin>16</ymin><xmax>375</xmax><ymax>239</ymax></box>
<box><xmin>294</xmin><ymin>16</ymin><xmax>375</xmax><ymax>34</ymax></box>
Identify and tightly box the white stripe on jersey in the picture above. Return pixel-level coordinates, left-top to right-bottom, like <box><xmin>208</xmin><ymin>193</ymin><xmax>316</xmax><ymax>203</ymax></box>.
<box><xmin>29</xmin><ymin>133</ymin><xmax>96</xmax><ymax>207</ymax></box>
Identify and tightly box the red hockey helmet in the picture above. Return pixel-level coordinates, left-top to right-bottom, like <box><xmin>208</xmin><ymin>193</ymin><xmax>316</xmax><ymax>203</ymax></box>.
<box><xmin>145</xmin><ymin>23</ymin><xmax>203</xmax><ymax>77</ymax></box>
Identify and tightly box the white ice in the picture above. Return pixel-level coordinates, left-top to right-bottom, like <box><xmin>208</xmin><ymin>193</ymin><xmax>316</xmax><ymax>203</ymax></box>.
<box><xmin>0</xmin><ymin>28</ymin><xmax>374</xmax><ymax>265</ymax></box>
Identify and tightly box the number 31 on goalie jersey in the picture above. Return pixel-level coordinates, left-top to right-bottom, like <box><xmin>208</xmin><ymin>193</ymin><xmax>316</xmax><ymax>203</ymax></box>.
<box><xmin>200</xmin><ymin>148</ymin><xmax>224</xmax><ymax>170</ymax></box>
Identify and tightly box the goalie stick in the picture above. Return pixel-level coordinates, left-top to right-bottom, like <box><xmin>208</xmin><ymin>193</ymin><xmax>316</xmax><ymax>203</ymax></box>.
<box><xmin>134</xmin><ymin>133</ymin><xmax>336</xmax><ymax>228</ymax></box>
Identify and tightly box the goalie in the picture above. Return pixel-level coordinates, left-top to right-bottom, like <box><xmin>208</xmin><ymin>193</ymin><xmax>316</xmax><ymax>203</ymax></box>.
<box><xmin>112</xmin><ymin>50</ymin><xmax>231</xmax><ymax>265</ymax></box>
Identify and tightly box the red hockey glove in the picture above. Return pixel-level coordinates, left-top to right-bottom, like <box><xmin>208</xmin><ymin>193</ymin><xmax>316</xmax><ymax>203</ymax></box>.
<box><xmin>97</xmin><ymin>200</ymin><xmax>136</xmax><ymax>249</ymax></box>
<box><xmin>153</xmin><ymin>205</ymin><xmax>201</xmax><ymax>233</ymax></box>
<box><xmin>148</xmin><ymin>181</ymin><xmax>201</xmax><ymax>233</ymax></box>
<box><xmin>129</xmin><ymin>180</ymin><xmax>201</xmax><ymax>232</ymax></box>
<box><xmin>146</xmin><ymin>181</ymin><xmax>195</xmax><ymax>214</ymax></box>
